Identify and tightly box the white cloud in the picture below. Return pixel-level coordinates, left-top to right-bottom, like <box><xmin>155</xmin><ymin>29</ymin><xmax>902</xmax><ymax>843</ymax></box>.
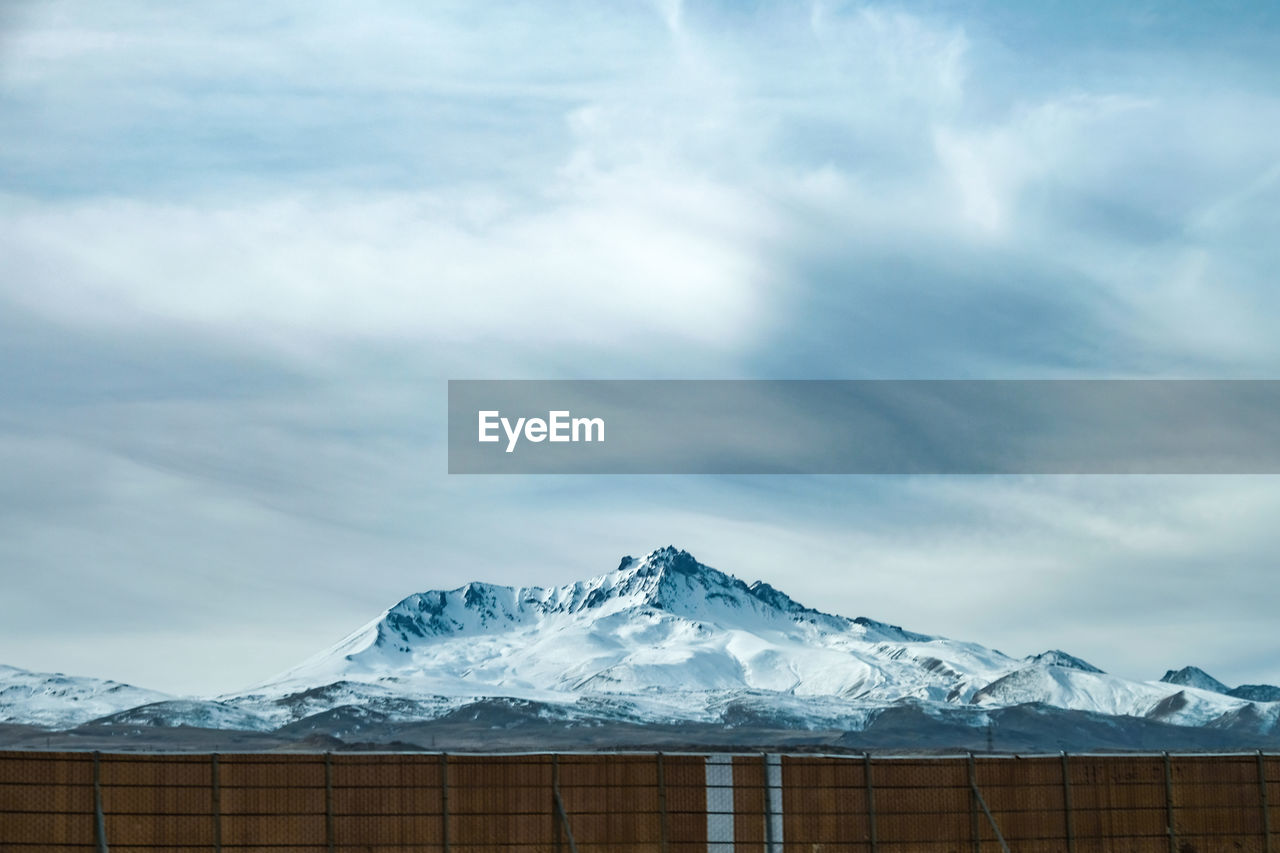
<box><xmin>3</xmin><ymin>0</ymin><xmax>1280</xmax><ymax>696</ymax></box>
<box><xmin>809</xmin><ymin>3</ymin><xmax>970</xmax><ymax>107</ymax></box>
<box><xmin>932</xmin><ymin>95</ymin><xmax>1152</xmax><ymax>236</ymax></box>
<box><xmin>1</xmin><ymin>179</ymin><xmax>775</xmax><ymax>358</ymax></box>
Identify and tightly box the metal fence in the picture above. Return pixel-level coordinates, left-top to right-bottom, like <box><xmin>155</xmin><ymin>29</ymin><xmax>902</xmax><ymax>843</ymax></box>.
<box><xmin>1</xmin><ymin>750</ymin><xmax>1276</xmax><ymax>852</ymax></box>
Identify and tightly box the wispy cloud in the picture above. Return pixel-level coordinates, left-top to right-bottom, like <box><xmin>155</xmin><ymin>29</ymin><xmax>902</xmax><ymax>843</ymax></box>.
<box><xmin>2</xmin><ymin>1</ymin><xmax>1278</xmax><ymax>693</ymax></box>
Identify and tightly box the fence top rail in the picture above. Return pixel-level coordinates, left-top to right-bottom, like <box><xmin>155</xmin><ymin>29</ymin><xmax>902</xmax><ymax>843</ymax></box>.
<box><xmin>1</xmin><ymin>749</ymin><xmax>1276</xmax><ymax>760</ymax></box>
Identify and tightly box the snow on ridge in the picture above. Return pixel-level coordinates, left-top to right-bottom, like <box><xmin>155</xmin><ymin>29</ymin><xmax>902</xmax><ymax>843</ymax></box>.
<box><xmin>265</xmin><ymin>545</ymin><xmax>879</xmax><ymax>690</ymax></box>
<box><xmin>0</xmin><ymin>665</ymin><xmax>172</xmax><ymax>730</ymax></box>
<box><xmin>6</xmin><ymin>546</ymin><xmax>1277</xmax><ymax>734</ymax></box>
<box><xmin>1159</xmin><ymin>665</ymin><xmax>1280</xmax><ymax>704</ymax></box>
<box><xmin>240</xmin><ymin>546</ymin><xmax>1027</xmax><ymax>717</ymax></box>
<box><xmin>1162</xmin><ymin>665</ymin><xmax>1231</xmax><ymax>694</ymax></box>
<box><xmin>1026</xmin><ymin>649</ymin><xmax>1104</xmax><ymax>673</ymax></box>
<box><xmin>237</xmin><ymin>545</ymin><xmax>1272</xmax><ymax>732</ymax></box>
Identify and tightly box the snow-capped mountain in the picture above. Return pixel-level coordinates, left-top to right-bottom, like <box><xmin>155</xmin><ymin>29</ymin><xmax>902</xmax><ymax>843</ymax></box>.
<box><xmin>1161</xmin><ymin>666</ymin><xmax>1280</xmax><ymax>703</ymax></box>
<box><xmin>0</xmin><ymin>664</ymin><xmax>171</xmax><ymax>729</ymax></box>
<box><xmin>221</xmin><ymin>546</ymin><xmax>1277</xmax><ymax>734</ymax></box>
<box><xmin>3</xmin><ymin>547</ymin><xmax>1278</xmax><ymax>748</ymax></box>
<box><xmin>235</xmin><ymin>547</ymin><xmax>1007</xmax><ymax>719</ymax></box>
<box><xmin>1161</xmin><ymin>666</ymin><xmax>1231</xmax><ymax>694</ymax></box>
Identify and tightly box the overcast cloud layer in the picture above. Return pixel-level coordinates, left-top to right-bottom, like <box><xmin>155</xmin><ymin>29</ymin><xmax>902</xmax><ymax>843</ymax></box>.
<box><xmin>2</xmin><ymin>1</ymin><xmax>1279</xmax><ymax>695</ymax></box>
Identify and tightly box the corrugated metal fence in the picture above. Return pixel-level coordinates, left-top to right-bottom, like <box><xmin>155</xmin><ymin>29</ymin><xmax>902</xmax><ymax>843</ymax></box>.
<box><xmin>1</xmin><ymin>750</ymin><xmax>1276</xmax><ymax>852</ymax></box>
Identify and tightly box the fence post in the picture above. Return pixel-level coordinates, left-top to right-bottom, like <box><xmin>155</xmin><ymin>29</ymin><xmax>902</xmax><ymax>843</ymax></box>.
<box><xmin>863</xmin><ymin>753</ymin><xmax>878</xmax><ymax>853</ymax></box>
<box><xmin>441</xmin><ymin>753</ymin><xmax>451</xmax><ymax>853</ymax></box>
<box><xmin>1260</xmin><ymin>750</ymin><xmax>1272</xmax><ymax>853</ymax></box>
<box><xmin>551</xmin><ymin>755</ymin><xmax>579</xmax><ymax>853</ymax></box>
<box><xmin>211</xmin><ymin>753</ymin><xmax>222</xmax><ymax>853</ymax></box>
<box><xmin>761</xmin><ymin>754</ymin><xmax>783</xmax><ymax>853</ymax></box>
<box><xmin>969</xmin><ymin>753</ymin><xmax>981</xmax><ymax>853</ymax></box>
<box><xmin>553</xmin><ymin>755</ymin><xmax>562</xmax><ymax>853</ymax></box>
<box><xmin>657</xmin><ymin>753</ymin><xmax>669</xmax><ymax>853</ymax></box>
<box><xmin>1163</xmin><ymin>752</ymin><xmax>1177</xmax><ymax>853</ymax></box>
<box><xmin>324</xmin><ymin>752</ymin><xmax>335</xmax><ymax>853</ymax></box>
<box><xmin>1060</xmin><ymin>752</ymin><xmax>1074</xmax><ymax>853</ymax></box>
<box><xmin>762</xmin><ymin>754</ymin><xmax>774</xmax><ymax>852</ymax></box>
<box><xmin>92</xmin><ymin>751</ymin><xmax>109</xmax><ymax>853</ymax></box>
<box><xmin>968</xmin><ymin>753</ymin><xmax>1011</xmax><ymax>853</ymax></box>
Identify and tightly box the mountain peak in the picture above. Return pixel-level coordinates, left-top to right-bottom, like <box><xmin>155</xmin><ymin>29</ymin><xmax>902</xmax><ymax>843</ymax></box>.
<box><xmin>1156</xmin><ymin>667</ymin><xmax>1280</xmax><ymax>702</ymax></box>
<box><xmin>208</xmin><ymin>548</ymin><xmax>1280</xmax><ymax>743</ymax></box>
<box><xmin>625</xmin><ymin>546</ymin><xmax>708</xmax><ymax>579</ymax></box>
<box><xmin>1027</xmin><ymin>650</ymin><xmax>1104</xmax><ymax>673</ymax></box>
<box><xmin>365</xmin><ymin>547</ymin><xmax>746</xmax><ymax>653</ymax></box>
<box><xmin>363</xmin><ymin>546</ymin><xmax>850</xmax><ymax>660</ymax></box>
<box><xmin>619</xmin><ymin>547</ymin><xmax>831</xmax><ymax>622</ymax></box>
<box><xmin>1160</xmin><ymin>666</ymin><xmax>1229</xmax><ymax>694</ymax></box>
<box><xmin>619</xmin><ymin>547</ymin><xmax>751</xmax><ymax>609</ymax></box>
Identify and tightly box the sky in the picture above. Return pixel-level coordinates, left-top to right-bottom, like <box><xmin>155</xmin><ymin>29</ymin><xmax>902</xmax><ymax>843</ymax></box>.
<box><xmin>2</xmin><ymin>0</ymin><xmax>1279</xmax><ymax>696</ymax></box>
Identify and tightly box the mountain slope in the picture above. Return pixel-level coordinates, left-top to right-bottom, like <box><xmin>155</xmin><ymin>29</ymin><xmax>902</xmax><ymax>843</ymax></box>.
<box><xmin>3</xmin><ymin>547</ymin><xmax>1276</xmax><ymax>745</ymax></box>
<box><xmin>224</xmin><ymin>547</ymin><xmax>1276</xmax><ymax>733</ymax></box>
<box><xmin>0</xmin><ymin>664</ymin><xmax>171</xmax><ymax>729</ymax></box>
<box><xmin>242</xmin><ymin>547</ymin><xmax>1011</xmax><ymax>718</ymax></box>
<box><xmin>1160</xmin><ymin>665</ymin><xmax>1280</xmax><ymax>703</ymax></box>
<box><xmin>1161</xmin><ymin>666</ymin><xmax>1231</xmax><ymax>694</ymax></box>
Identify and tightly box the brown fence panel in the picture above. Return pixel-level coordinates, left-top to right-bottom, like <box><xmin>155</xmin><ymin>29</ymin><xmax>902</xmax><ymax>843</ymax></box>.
<box><xmin>1063</xmin><ymin>755</ymin><xmax>1168</xmax><ymax>849</ymax></box>
<box><xmin>0</xmin><ymin>752</ymin><xmax>97</xmax><ymax>849</ymax></box>
<box><xmin>2</xmin><ymin>750</ymin><xmax>1278</xmax><ymax>851</ymax></box>
<box><xmin>96</xmin><ymin>753</ymin><xmax>214</xmax><ymax>849</ymax></box>
<box><xmin>724</xmin><ymin>755</ymin><xmax>761</xmax><ymax>851</ymax></box>
<box><xmin>558</xmin><ymin>753</ymin><xmax>663</xmax><ymax>852</ymax></box>
<box><xmin>1168</xmin><ymin>753</ymin><xmax>1265</xmax><ymax>852</ymax></box>
<box><xmin>781</xmin><ymin>755</ymin><xmax>870</xmax><ymax>851</ymax></box>
<box><xmin>447</xmin><ymin>754</ymin><xmax>552</xmax><ymax>852</ymax></box>
<box><xmin>658</xmin><ymin>753</ymin><xmax>707</xmax><ymax>852</ymax></box>
<box><xmin>869</xmin><ymin>758</ymin><xmax>971</xmax><ymax>850</ymax></box>
<box><xmin>970</xmin><ymin>756</ymin><xmax>1069</xmax><ymax>847</ymax></box>
<box><xmin>217</xmin><ymin>755</ymin><xmax>327</xmax><ymax>850</ymax></box>
<box><xmin>329</xmin><ymin>753</ymin><xmax>444</xmax><ymax>851</ymax></box>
